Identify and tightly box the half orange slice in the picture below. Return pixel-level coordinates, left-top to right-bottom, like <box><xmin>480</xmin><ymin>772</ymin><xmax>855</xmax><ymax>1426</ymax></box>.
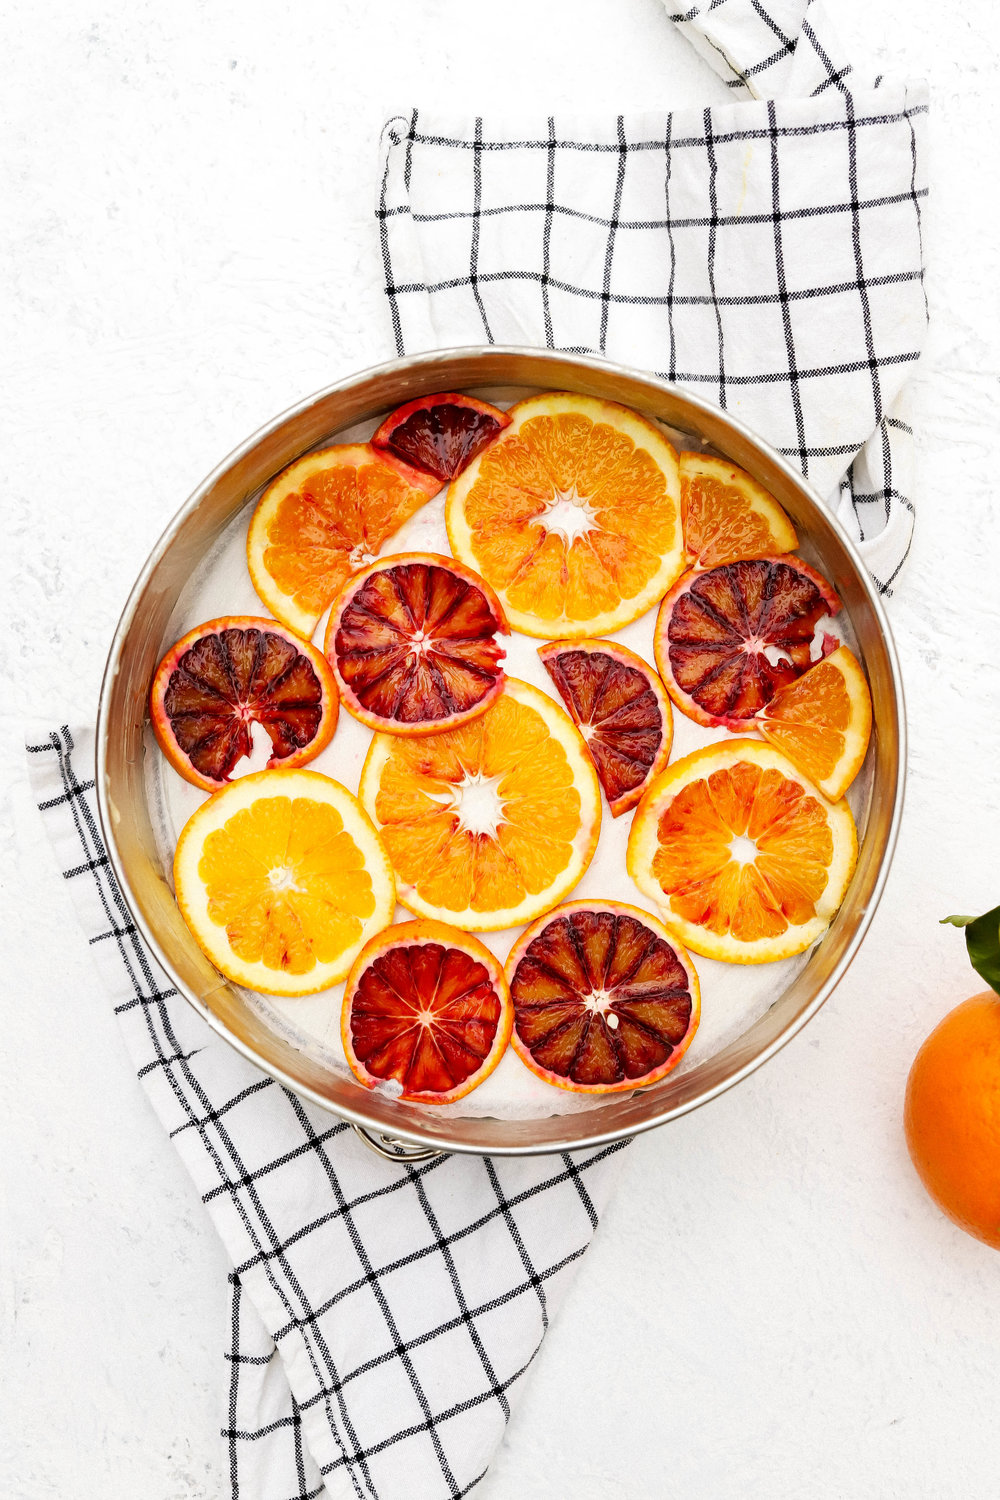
<box><xmin>680</xmin><ymin>452</ymin><xmax>797</xmax><ymax>570</ymax></box>
<box><xmin>756</xmin><ymin>644</ymin><xmax>872</xmax><ymax>801</ymax></box>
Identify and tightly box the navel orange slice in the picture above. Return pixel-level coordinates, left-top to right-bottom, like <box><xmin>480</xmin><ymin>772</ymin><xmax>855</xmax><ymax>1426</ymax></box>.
<box><xmin>372</xmin><ymin>392</ymin><xmax>511</xmax><ymax>482</ymax></box>
<box><xmin>680</xmin><ymin>451</ymin><xmax>797</xmax><ymax>570</ymax></box>
<box><xmin>627</xmin><ymin>740</ymin><xmax>857</xmax><ymax>964</ymax></box>
<box><xmin>246</xmin><ymin>445</ymin><xmax>440</xmax><ymax>640</ymax></box>
<box><xmin>173</xmin><ymin>769</ymin><xmax>395</xmax><ymax>996</ymax></box>
<box><xmin>150</xmin><ymin>617</ymin><xmax>339</xmax><ymax>793</ymax></box>
<box><xmin>756</xmin><ymin>644</ymin><xmax>872</xmax><ymax>801</ymax></box>
<box><xmin>446</xmin><ymin>393</ymin><xmax>684</xmax><ymax>638</ymax></box>
<box><xmin>342</xmin><ymin>919</ymin><xmax>513</xmax><ymax>1104</ymax></box>
<box><xmin>324</xmin><ymin>553</ymin><xmax>507</xmax><ymax>736</ymax></box>
<box><xmin>359</xmin><ymin>678</ymin><xmax>601</xmax><ymax>931</ymax></box>
<box><xmin>654</xmin><ymin>556</ymin><xmax>841</xmax><ymax>730</ymax></box>
<box><xmin>538</xmin><ymin>639</ymin><xmax>673</xmax><ymax>817</ymax></box>
<box><xmin>506</xmin><ymin>901</ymin><xmax>699</xmax><ymax>1093</ymax></box>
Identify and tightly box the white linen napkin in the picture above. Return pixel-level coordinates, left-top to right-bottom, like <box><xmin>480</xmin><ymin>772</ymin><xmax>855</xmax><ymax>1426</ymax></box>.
<box><xmin>28</xmin><ymin>5</ymin><xmax>927</xmax><ymax>1498</ymax></box>
<box><xmin>378</xmin><ymin>0</ymin><xmax>927</xmax><ymax>595</ymax></box>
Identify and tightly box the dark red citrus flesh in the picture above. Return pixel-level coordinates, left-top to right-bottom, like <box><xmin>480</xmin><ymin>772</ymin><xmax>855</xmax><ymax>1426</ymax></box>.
<box><xmin>349</xmin><ymin>942</ymin><xmax>503</xmax><ymax>1095</ymax></box>
<box><xmin>333</xmin><ymin>561</ymin><xmax>505</xmax><ymax>726</ymax></box>
<box><xmin>542</xmin><ymin>648</ymin><xmax>665</xmax><ymax>811</ymax></box>
<box><xmin>510</xmin><ymin>909</ymin><xmax>694</xmax><ymax>1087</ymax></box>
<box><xmin>666</xmin><ymin>558</ymin><xmax>838</xmax><ymax>725</ymax></box>
<box><xmin>373</xmin><ymin>394</ymin><xmax>510</xmax><ymax>482</ymax></box>
<box><xmin>163</xmin><ymin>627</ymin><xmax>326</xmax><ymax>782</ymax></box>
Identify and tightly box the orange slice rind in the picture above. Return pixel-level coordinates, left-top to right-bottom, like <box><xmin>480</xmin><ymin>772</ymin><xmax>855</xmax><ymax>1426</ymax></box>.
<box><xmin>756</xmin><ymin>644</ymin><xmax>872</xmax><ymax>801</ymax></box>
<box><xmin>359</xmin><ymin>677</ymin><xmax>601</xmax><ymax>931</ymax></box>
<box><xmin>174</xmin><ymin>768</ymin><xmax>396</xmax><ymax>996</ymax></box>
<box><xmin>627</xmin><ymin>739</ymin><xmax>857</xmax><ymax>964</ymax></box>
<box><xmin>446</xmin><ymin>392</ymin><xmax>684</xmax><ymax>638</ymax></box>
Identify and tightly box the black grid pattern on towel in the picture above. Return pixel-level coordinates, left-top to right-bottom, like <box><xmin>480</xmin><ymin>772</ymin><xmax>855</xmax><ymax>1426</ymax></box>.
<box><xmin>377</xmin><ymin>80</ymin><xmax>927</xmax><ymax>595</ymax></box>
<box><xmin>29</xmin><ymin>725</ymin><xmax>626</xmax><ymax>1500</ymax></box>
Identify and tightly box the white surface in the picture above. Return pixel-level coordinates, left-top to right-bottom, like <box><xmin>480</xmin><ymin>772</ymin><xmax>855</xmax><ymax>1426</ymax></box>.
<box><xmin>2</xmin><ymin>2</ymin><xmax>999</xmax><ymax>1496</ymax></box>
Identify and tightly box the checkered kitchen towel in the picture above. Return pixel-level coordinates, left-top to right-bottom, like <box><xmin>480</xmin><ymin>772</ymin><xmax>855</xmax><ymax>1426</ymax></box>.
<box><xmin>379</xmin><ymin>0</ymin><xmax>928</xmax><ymax>595</ymax></box>
<box><xmin>29</xmin><ymin>6</ymin><xmax>928</xmax><ymax>1500</ymax></box>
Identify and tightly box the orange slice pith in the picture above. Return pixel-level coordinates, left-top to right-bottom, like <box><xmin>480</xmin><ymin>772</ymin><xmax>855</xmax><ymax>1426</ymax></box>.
<box><xmin>150</xmin><ymin>616</ymin><xmax>339</xmax><ymax>793</ymax></box>
<box><xmin>324</xmin><ymin>553</ymin><xmax>508</xmax><ymax>736</ymax></box>
<box><xmin>173</xmin><ymin>769</ymin><xmax>396</xmax><ymax>996</ymax></box>
<box><xmin>681</xmin><ymin>451</ymin><xmax>798</xmax><ymax>570</ymax></box>
<box><xmin>538</xmin><ymin>639</ymin><xmax>673</xmax><ymax>817</ymax></box>
<box><xmin>654</xmin><ymin>555</ymin><xmax>841</xmax><ymax>731</ymax></box>
<box><xmin>359</xmin><ymin>678</ymin><xmax>601</xmax><ymax>931</ymax></box>
<box><xmin>627</xmin><ymin>740</ymin><xmax>857</xmax><ymax>964</ymax></box>
<box><xmin>506</xmin><ymin>901</ymin><xmax>700</xmax><ymax>1094</ymax></box>
<box><xmin>342</xmin><ymin>919</ymin><xmax>513</xmax><ymax>1103</ymax></box>
<box><xmin>246</xmin><ymin>444</ymin><xmax>440</xmax><ymax>640</ymax></box>
<box><xmin>446</xmin><ymin>393</ymin><xmax>685</xmax><ymax>639</ymax></box>
<box><xmin>756</xmin><ymin>644</ymin><xmax>872</xmax><ymax>801</ymax></box>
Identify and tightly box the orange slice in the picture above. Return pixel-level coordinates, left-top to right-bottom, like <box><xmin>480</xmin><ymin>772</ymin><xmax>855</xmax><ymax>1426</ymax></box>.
<box><xmin>506</xmin><ymin>901</ymin><xmax>699</xmax><ymax>1093</ymax></box>
<box><xmin>680</xmin><ymin>452</ymin><xmax>797</xmax><ymax>570</ymax></box>
<box><xmin>173</xmin><ymin>769</ymin><xmax>395</xmax><ymax>996</ymax></box>
<box><xmin>627</xmin><ymin>740</ymin><xmax>857</xmax><ymax>963</ymax></box>
<box><xmin>756</xmin><ymin>645</ymin><xmax>872</xmax><ymax>801</ymax></box>
<box><xmin>342</xmin><ymin>919</ymin><xmax>513</xmax><ymax>1104</ymax></box>
<box><xmin>150</xmin><ymin>616</ymin><xmax>339</xmax><ymax>793</ymax></box>
<box><xmin>359</xmin><ymin>678</ymin><xmax>601</xmax><ymax>931</ymax></box>
<box><xmin>538</xmin><ymin>639</ymin><xmax>673</xmax><ymax>817</ymax></box>
<box><xmin>446</xmin><ymin>393</ymin><xmax>684</xmax><ymax>638</ymax></box>
<box><xmin>246</xmin><ymin>444</ymin><xmax>440</xmax><ymax>640</ymax></box>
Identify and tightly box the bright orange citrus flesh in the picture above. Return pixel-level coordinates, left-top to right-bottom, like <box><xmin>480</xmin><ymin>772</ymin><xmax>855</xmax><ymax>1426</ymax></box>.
<box><xmin>150</xmin><ymin>616</ymin><xmax>339</xmax><ymax>793</ymax></box>
<box><xmin>342</xmin><ymin>919</ymin><xmax>513</xmax><ymax>1104</ymax></box>
<box><xmin>173</xmin><ymin>769</ymin><xmax>395</xmax><ymax>996</ymax></box>
<box><xmin>506</xmin><ymin>901</ymin><xmax>700</xmax><ymax>1093</ymax></box>
<box><xmin>359</xmin><ymin>678</ymin><xmax>601</xmax><ymax>931</ymax></box>
<box><xmin>756</xmin><ymin>644</ymin><xmax>872</xmax><ymax>801</ymax></box>
<box><xmin>904</xmin><ymin>992</ymin><xmax>1000</xmax><ymax>1250</ymax></box>
<box><xmin>447</xmin><ymin>393</ymin><xmax>684</xmax><ymax>638</ymax></box>
<box><xmin>247</xmin><ymin>444</ymin><xmax>440</xmax><ymax>639</ymax></box>
<box><xmin>627</xmin><ymin>740</ymin><xmax>857</xmax><ymax>963</ymax></box>
<box><xmin>681</xmin><ymin>451</ymin><xmax>797</xmax><ymax>570</ymax></box>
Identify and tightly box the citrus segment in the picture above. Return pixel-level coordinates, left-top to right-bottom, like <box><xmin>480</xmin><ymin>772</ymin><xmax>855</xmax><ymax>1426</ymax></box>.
<box><xmin>654</xmin><ymin>556</ymin><xmax>841</xmax><ymax>730</ymax></box>
<box><xmin>359</xmin><ymin>678</ymin><xmax>601</xmax><ymax>931</ymax></box>
<box><xmin>342</xmin><ymin>919</ymin><xmax>513</xmax><ymax>1103</ymax></box>
<box><xmin>372</xmin><ymin>392</ymin><xmax>511</xmax><ymax>482</ymax></box>
<box><xmin>627</xmin><ymin>740</ymin><xmax>857</xmax><ymax>963</ymax></box>
<box><xmin>247</xmin><ymin>444</ymin><xmax>440</xmax><ymax>639</ymax></box>
<box><xmin>150</xmin><ymin>617</ymin><xmax>339</xmax><ymax>793</ymax></box>
<box><xmin>447</xmin><ymin>393</ymin><xmax>684</xmax><ymax>638</ymax></box>
<box><xmin>756</xmin><ymin>644</ymin><xmax>872</xmax><ymax>800</ymax></box>
<box><xmin>680</xmin><ymin>452</ymin><xmax>797</xmax><ymax>570</ymax></box>
<box><xmin>324</xmin><ymin>553</ymin><xmax>507</xmax><ymax>736</ymax></box>
<box><xmin>173</xmin><ymin>769</ymin><xmax>395</xmax><ymax>996</ymax></box>
<box><xmin>538</xmin><ymin>639</ymin><xmax>673</xmax><ymax>817</ymax></box>
<box><xmin>506</xmin><ymin>901</ymin><xmax>700</xmax><ymax>1093</ymax></box>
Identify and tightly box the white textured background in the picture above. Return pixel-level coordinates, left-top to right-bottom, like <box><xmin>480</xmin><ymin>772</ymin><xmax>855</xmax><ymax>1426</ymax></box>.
<box><xmin>3</xmin><ymin>2</ymin><xmax>1000</xmax><ymax>1496</ymax></box>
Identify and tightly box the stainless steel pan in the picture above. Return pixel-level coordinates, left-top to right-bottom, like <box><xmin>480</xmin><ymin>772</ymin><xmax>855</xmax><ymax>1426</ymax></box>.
<box><xmin>96</xmin><ymin>347</ymin><xmax>905</xmax><ymax>1158</ymax></box>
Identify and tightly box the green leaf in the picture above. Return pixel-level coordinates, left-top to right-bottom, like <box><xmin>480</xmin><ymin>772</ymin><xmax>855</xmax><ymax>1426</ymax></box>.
<box><xmin>941</xmin><ymin>904</ymin><xmax>1000</xmax><ymax>996</ymax></box>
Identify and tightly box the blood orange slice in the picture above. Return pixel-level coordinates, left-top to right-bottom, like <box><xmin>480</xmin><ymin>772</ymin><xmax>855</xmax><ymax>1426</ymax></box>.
<box><xmin>372</xmin><ymin>392</ymin><xmax>511</xmax><ymax>483</ymax></box>
<box><xmin>246</xmin><ymin>445</ymin><xmax>440</xmax><ymax>640</ymax></box>
<box><xmin>342</xmin><ymin>919</ymin><xmax>513</xmax><ymax>1104</ymax></box>
<box><xmin>680</xmin><ymin>452</ymin><xmax>797</xmax><ymax>570</ymax></box>
<box><xmin>359</xmin><ymin>678</ymin><xmax>601</xmax><ymax>931</ymax></box>
<box><xmin>150</xmin><ymin>617</ymin><xmax>339</xmax><ymax>793</ymax></box>
<box><xmin>654</xmin><ymin>556</ymin><xmax>841</xmax><ymax>730</ymax></box>
<box><xmin>173</xmin><ymin>769</ymin><xmax>395</xmax><ymax>996</ymax></box>
<box><xmin>505</xmin><ymin>901</ymin><xmax>700</xmax><ymax>1093</ymax></box>
<box><xmin>538</xmin><ymin>639</ymin><xmax>673</xmax><ymax>818</ymax></box>
<box><xmin>756</xmin><ymin>644</ymin><xmax>872</xmax><ymax>801</ymax></box>
<box><xmin>627</xmin><ymin>739</ymin><xmax>857</xmax><ymax>963</ymax></box>
<box><xmin>447</xmin><ymin>393</ymin><xmax>684</xmax><ymax>638</ymax></box>
<box><xmin>324</xmin><ymin>553</ymin><xmax>508</xmax><ymax>736</ymax></box>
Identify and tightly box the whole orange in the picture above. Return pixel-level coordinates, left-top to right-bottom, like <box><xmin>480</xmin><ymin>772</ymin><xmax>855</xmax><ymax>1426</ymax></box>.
<box><xmin>904</xmin><ymin>991</ymin><xmax>1000</xmax><ymax>1249</ymax></box>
